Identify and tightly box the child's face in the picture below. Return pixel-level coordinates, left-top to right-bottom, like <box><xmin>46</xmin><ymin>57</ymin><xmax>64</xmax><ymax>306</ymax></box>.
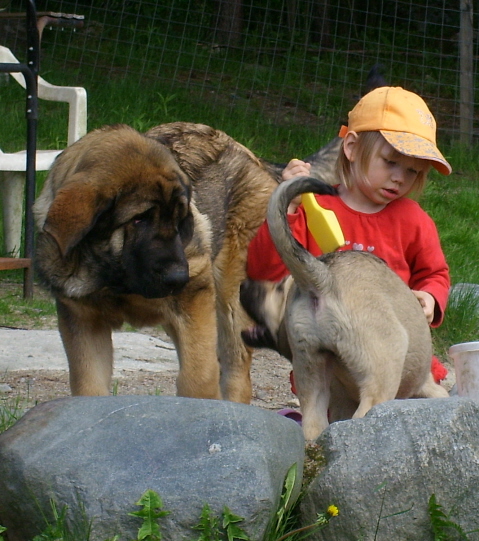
<box><xmin>347</xmin><ymin>135</ymin><xmax>428</xmax><ymax>207</ymax></box>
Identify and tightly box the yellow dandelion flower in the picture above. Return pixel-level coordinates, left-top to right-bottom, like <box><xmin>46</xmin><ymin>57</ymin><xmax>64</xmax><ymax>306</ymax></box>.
<box><xmin>327</xmin><ymin>505</ymin><xmax>339</xmax><ymax>517</ymax></box>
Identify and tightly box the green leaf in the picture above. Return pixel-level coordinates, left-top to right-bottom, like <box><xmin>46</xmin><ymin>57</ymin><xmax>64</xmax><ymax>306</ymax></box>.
<box><xmin>428</xmin><ymin>494</ymin><xmax>471</xmax><ymax>541</ymax></box>
<box><xmin>222</xmin><ymin>507</ymin><xmax>250</xmax><ymax>541</ymax></box>
<box><xmin>128</xmin><ymin>489</ymin><xmax>170</xmax><ymax>541</ymax></box>
<box><xmin>275</xmin><ymin>463</ymin><xmax>298</xmax><ymax>533</ymax></box>
<box><xmin>192</xmin><ymin>504</ymin><xmax>221</xmax><ymax>541</ymax></box>
<box><xmin>225</xmin><ymin>522</ymin><xmax>250</xmax><ymax>541</ymax></box>
<box><xmin>137</xmin><ymin>520</ymin><xmax>161</xmax><ymax>541</ymax></box>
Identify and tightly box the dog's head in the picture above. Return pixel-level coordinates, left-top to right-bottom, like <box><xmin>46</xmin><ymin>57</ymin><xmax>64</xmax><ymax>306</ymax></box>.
<box><xmin>34</xmin><ymin>125</ymin><xmax>200</xmax><ymax>299</ymax></box>
<box><xmin>240</xmin><ymin>277</ymin><xmax>293</xmax><ymax>360</ymax></box>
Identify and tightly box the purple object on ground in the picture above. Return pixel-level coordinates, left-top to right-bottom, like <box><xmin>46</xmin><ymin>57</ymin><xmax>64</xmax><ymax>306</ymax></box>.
<box><xmin>277</xmin><ymin>408</ymin><xmax>302</xmax><ymax>425</ymax></box>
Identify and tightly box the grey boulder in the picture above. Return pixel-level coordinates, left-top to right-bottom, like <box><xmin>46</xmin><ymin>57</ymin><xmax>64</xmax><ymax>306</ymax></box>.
<box><xmin>0</xmin><ymin>395</ymin><xmax>304</xmax><ymax>541</ymax></box>
<box><xmin>300</xmin><ymin>397</ymin><xmax>479</xmax><ymax>540</ymax></box>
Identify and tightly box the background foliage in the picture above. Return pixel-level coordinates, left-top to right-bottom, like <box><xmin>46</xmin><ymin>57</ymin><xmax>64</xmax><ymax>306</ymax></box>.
<box><xmin>3</xmin><ymin>0</ymin><xmax>478</xmax><ymax>150</ymax></box>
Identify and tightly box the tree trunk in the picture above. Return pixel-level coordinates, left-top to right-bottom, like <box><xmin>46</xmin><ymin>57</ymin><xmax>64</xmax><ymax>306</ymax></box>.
<box><xmin>216</xmin><ymin>0</ymin><xmax>243</xmax><ymax>47</ymax></box>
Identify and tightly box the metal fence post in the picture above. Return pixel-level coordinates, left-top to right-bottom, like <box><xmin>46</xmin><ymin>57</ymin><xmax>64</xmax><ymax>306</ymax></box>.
<box><xmin>460</xmin><ymin>0</ymin><xmax>474</xmax><ymax>146</ymax></box>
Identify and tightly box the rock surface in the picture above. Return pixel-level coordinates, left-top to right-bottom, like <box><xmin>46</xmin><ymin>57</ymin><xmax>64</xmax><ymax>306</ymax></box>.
<box><xmin>3</xmin><ymin>391</ymin><xmax>478</xmax><ymax>541</ymax></box>
<box><xmin>0</xmin><ymin>396</ymin><xmax>304</xmax><ymax>541</ymax></box>
<box><xmin>300</xmin><ymin>397</ymin><xmax>479</xmax><ymax>540</ymax></box>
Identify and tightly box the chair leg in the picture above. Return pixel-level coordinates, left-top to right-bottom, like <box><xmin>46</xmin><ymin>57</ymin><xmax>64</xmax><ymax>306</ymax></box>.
<box><xmin>0</xmin><ymin>171</ymin><xmax>25</xmax><ymax>257</ymax></box>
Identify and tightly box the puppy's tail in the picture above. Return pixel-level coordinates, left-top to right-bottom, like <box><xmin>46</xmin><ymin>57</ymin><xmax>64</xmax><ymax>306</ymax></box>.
<box><xmin>267</xmin><ymin>176</ymin><xmax>338</xmax><ymax>293</ymax></box>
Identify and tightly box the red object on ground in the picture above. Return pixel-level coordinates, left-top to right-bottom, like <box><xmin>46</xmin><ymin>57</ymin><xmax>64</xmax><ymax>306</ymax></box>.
<box><xmin>289</xmin><ymin>370</ymin><xmax>297</xmax><ymax>395</ymax></box>
<box><xmin>431</xmin><ymin>355</ymin><xmax>448</xmax><ymax>383</ymax></box>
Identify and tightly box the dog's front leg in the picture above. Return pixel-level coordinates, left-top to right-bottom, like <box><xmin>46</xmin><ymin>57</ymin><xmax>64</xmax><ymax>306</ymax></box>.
<box><xmin>56</xmin><ymin>297</ymin><xmax>114</xmax><ymax>396</ymax></box>
<box><xmin>294</xmin><ymin>350</ymin><xmax>334</xmax><ymax>441</ymax></box>
<box><xmin>164</xmin><ymin>278</ymin><xmax>222</xmax><ymax>400</ymax></box>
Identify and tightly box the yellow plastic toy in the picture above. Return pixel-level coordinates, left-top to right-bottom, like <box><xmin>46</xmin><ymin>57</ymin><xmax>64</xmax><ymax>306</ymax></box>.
<box><xmin>301</xmin><ymin>192</ymin><xmax>345</xmax><ymax>253</ymax></box>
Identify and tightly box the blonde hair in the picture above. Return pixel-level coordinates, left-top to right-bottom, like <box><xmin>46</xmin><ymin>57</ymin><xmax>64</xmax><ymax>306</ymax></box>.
<box><xmin>336</xmin><ymin>131</ymin><xmax>430</xmax><ymax>197</ymax></box>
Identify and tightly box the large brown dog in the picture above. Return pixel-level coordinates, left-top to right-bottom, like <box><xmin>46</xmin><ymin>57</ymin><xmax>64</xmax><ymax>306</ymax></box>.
<box><xmin>240</xmin><ymin>176</ymin><xmax>449</xmax><ymax>440</ymax></box>
<box><xmin>33</xmin><ymin>122</ymin><xmax>279</xmax><ymax>401</ymax></box>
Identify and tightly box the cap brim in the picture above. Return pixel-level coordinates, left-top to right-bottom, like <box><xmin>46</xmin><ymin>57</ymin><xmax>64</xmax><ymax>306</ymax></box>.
<box><xmin>380</xmin><ymin>130</ymin><xmax>452</xmax><ymax>175</ymax></box>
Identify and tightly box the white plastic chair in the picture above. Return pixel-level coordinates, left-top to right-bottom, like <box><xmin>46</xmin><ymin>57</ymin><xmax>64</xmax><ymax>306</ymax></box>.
<box><xmin>0</xmin><ymin>44</ymin><xmax>87</xmax><ymax>257</ymax></box>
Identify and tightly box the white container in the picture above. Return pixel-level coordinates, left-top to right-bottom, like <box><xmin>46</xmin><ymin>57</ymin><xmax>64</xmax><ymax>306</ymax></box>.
<box><xmin>449</xmin><ymin>342</ymin><xmax>479</xmax><ymax>401</ymax></box>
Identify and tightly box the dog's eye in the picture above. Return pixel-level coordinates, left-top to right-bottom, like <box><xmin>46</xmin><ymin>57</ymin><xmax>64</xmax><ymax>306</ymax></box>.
<box><xmin>133</xmin><ymin>215</ymin><xmax>146</xmax><ymax>225</ymax></box>
<box><xmin>132</xmin><ymin>208</ymin><xmax>154</xmax><ymax>225</ymax></box>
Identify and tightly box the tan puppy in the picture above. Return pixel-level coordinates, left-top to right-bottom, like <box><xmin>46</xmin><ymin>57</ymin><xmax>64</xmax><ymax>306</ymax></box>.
<box><xmin>241</xmin><ymin>176</ymin><xmax>449</xmax><ymax>440</ymax></box>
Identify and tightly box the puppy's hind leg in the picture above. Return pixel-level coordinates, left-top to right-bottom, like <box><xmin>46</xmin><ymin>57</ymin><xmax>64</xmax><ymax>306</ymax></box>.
<box><xmin>215</xmin><ymin>245</ymin><xmax>255</xmax><ymax>403</ymax></box>
<box><xmin>353</xmin><ymin>378</ymin><xmax>400</xmax><ymax>419</ymax></box>
<box><xmin>351</xmin><ymin>346</ymin><xmax>405</xmax><ymax>419</ymax></box>
<box><xmin>414</xmin><ymin>372</ymin><xmax>449</xmax><ymax>398</ymax></box>
<box><xmin>216</xmin><ymin>292</ymin><xmax>253</xmax><ymax>403</ymax></box>
<box><xmin>294</xmin><ymin>350</ymin><xmax>334</xmax><ymax>441</ymax></box>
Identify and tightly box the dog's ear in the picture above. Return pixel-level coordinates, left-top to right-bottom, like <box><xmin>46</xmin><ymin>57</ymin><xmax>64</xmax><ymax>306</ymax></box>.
<box><xmin>240</xmin><ymin>279</ymin><xmax>267</xmax><ymax>326</ymax></box>
<box><xmin>241</xmin><ymin>326</ymin><xmax>277</xmax><ymax>350</ymax></box>
<box><xmin>43</xmin><ymin>178</ymin><xmax>113</xmax><ymax>257</ymax></box>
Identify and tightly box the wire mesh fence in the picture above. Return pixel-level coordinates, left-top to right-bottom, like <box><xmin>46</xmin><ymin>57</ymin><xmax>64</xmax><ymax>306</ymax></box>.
<box><xmin>3</xmin><ymin>0</ymin><xmax>478</xmax><ymax>147</ymax></box>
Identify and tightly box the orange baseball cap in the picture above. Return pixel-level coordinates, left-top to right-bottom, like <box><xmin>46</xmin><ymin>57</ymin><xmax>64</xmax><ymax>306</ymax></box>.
<box><xmin>338</xmin><ymin>86</ymin><xmax>452</xmax><ymax>175</ymax></box>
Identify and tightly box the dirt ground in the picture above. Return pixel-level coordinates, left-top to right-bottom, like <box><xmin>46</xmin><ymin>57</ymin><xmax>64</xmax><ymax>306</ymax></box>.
<box><xmin>2</xmin><ymin>328</ymin><xmax>456</xmax><ymax>418</ymax></box>
<box><xmin>1</xmin><ymin>328</ymin><xmax>300</xmax><ymax>414</ymax></box>
<box><xmin>1</xmin><ymin>355</ymin><xmax>299</xmax><ymax>413</ymax></box>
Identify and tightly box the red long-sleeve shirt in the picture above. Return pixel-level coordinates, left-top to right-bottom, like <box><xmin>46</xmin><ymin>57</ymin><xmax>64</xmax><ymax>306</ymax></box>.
<box><xmin>247</xmin><ymin>192</ymin><xmax>450</xmax><ymax>327</ymax></box>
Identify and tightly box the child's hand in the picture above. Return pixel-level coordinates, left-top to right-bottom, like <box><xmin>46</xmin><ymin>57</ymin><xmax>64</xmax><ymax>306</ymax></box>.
<box><xmin>412</xmin><ymin>290</ymin><xmax>435</xmax><ymax>324</ymax></box>
<box><xmin>282</xmin><ymin>159</ymin><xmax>312</xmax><ymax>214</ymax></box>
<box><xmin>282</xmin><ymin>159</ymin><xmax>311</xmax><ymax>182</ymax></box>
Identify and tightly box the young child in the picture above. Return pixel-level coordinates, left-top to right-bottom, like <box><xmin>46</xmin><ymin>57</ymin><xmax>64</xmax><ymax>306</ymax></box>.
<box><xmin>247</xmin><ymin>86</ymin><xmax>451</xmax><ymax>384</ymax></box>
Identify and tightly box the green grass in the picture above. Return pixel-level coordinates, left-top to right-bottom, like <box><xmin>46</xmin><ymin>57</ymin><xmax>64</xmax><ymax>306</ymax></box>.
<box><xmin>423</xmin><ymin>173</ymin><xmax>479</xmax><ymax>286</ymax></box>
<box><xmin>434</xmin><ymin>285</ymin><xmax>479</xmax><ymax>358</ymax></box>
<box><xmin>0</xmin><ymin>392</ymin><xmax>30</xmax><ymax>433</ymax></box>
<box><xmin>0</xmin><ymin>282</ymin><xmax>56</xmax><ymax>329</ymax></box>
